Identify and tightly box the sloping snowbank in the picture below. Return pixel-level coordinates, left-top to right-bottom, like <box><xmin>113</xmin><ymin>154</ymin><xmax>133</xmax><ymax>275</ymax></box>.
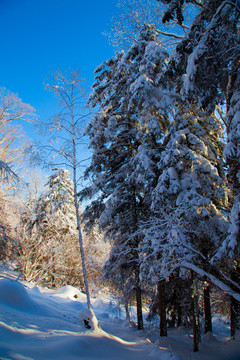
<box><xmin>0</xmin><ymin>269</ymin><xmax>174</xmax><ymax>360</ymax></box>
<box><xmin>0</xmin><ymin>266</ymin><xmax>239</xmax><ymax>360</ymax></box>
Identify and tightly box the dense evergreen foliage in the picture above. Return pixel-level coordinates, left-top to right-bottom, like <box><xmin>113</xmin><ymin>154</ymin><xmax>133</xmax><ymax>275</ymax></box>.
<box><xmin>81</xmin><ymin>0</ymin><xmax>240</xmax><ymax>348</ymax></box>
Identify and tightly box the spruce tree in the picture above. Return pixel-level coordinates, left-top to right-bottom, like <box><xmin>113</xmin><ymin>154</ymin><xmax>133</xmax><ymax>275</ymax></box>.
<box><xmin>21</xmin><ymin>169</ymin><xmax>82</xmax><ymax>288</ymax></box>
<box><xmin>82</xmin><ymin>25</ymin><xmax>171</xmax><ymax>329</ymax></box>
<box><xmin>140</xmin><ymin>103</ymin><xmax>228</xmax><ymax>346</ymax></box>
<box><xmin>157</xmin><ymin>0</ymin><xmax>240</xmax><ymax>335</ymax></box>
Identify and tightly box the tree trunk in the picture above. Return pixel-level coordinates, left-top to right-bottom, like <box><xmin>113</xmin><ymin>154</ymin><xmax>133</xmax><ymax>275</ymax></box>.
<box><xmin>124</xmin><ymin>299</ymin><xmax>130</xmax><ymax>321</ymax></box>
<box><xmin>75</xmin><ymin>194</ymin><xmax>91</xmax><ymax>309</ymax></box>
<box><xmin>231</xmin><ymin>264</ymin><xmax>240</xmax><ymax>337</ymax></box>
<box><xmin>177</xmin><ymin>304</ymin><xmax>182</xmax><ymax>327</ymax></box>
<box><xmin>231</xmin><ymin>296</ymin><xmax>240</xmax><ymax>337</ymax></box>
<box><xmin>158</xmin><ymin>280</ymin><xmax>167</xmax><ymax>336</ymax></box>
<box><xmin>204</xmin><ymin>284</ymin><xmax>212</xmax><ymax>333</ymax></box>
<box><xmin>73</xmin><ymin>156</ymin><xmax>91</xmax><ymax>309</ymax></box>
<box><xmin>191</xmin><ymin>271</ymin><xmax>200</xmax><ymax>352</ymax></box>
<box><xmin>136</xmin><ymin>284</ymin><xmax>144</xmax><ymax>330</ymax></box>
<box><xmin>226</xmin><ymin>66</ymin><xmax>240</xmax><ymax>338</ymax></box>
<box><xmin>192</xmin><ymin>294</ymin><xmax>200</xmax><ymax>352</ymax></box>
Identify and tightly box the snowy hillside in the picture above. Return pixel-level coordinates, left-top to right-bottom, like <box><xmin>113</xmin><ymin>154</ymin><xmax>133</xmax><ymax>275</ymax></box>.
<box><xmin>0</xmin><ymin>266</ymin><xmax>239</xmax><ymax>360</ymax></box>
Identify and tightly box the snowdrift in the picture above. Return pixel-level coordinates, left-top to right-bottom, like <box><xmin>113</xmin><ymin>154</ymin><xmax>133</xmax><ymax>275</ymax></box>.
<box><xmin>0</xmin><ymin>267</ymin><xmax>239</xmax><ymax>360</ymax></box>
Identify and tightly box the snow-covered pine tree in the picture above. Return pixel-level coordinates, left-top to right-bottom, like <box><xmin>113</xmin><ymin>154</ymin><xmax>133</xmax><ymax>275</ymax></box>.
<box><xmin>157</xmin><ymin>0</ymin><xmax>240</xmax><ymax>335</ymax></box>
<box><xmin>20</xmin><ymin>169</ymin><xmax>83</xmax><ymax>288</ymax></box>
<box><xmin>82</xmin><ymin>25</ymin><xmax>172</xmax><ymax>329</ymax></box>
<box><xmin>34</xmin><ymin>169</ymin><xmax>76</xmax><ymax>229</ymax></box>
<box><xmin>140</xmin><ymin>103</ymin><xmax>229</xmax><ymax>347</ymax></box>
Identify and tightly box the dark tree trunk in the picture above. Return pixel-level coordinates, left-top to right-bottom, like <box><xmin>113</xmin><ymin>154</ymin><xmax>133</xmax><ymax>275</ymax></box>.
<box><xmin>204</xmin><ymin>284</ymin><xmax>212</xmax><ymax>333</ymax></box>
<box><xmin>230</xmin><ymin>264</ymin><xmax>240</xmax><ymax>337</ymax></box>
<box><xmin>136</xmin><ymin>284</ymin><xmax>144</xmax><ymax>330</ymax></box>
<box><xmin>124</xmin><ymin>298</ymin><xmax>130</xmax><ymax>321</ymax></box>
<box><xmin>226</xmin><ymin>65</ymin><xmax>240</xmax><ymax>338</ymax></box>
<box><xmin>177</xmin><ymin>304</ymin><xmax>182</xmax><ymax>327</ymax></box>
<box><xmin>158</xmin><ymin>280</ymin><xmax>167</xmax><ymax>336</ymax></box>
<box><xmin>231</xmin><ymin>296</ymin><xmax>240</xmax><ymax>337</ymax></box>
<box><xmin>191</xmin><ymin>272</ymin><xmax>200</xmax><ymax>352</ymax></box>
<box><xmin>192</xmin><ymin>293</ymin><xmax>200</xmax><ymax>352</ymax></box>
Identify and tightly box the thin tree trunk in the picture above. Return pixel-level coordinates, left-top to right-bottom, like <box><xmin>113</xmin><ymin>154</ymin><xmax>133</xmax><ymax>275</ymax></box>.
<box><xmin>136</xmin><ymin>282</ymin><xmax>144</xmax><ymax>330</ymax></box>
<box><xmin>191</xmin><ymin>271</ymin><xmax>200</xmax><ymax>352</ymax></box>
<box><xmin>73</xmin><ymin>137</ymin><xmax>91</xmax><ymax>309</ymax></box>
<box><xmin>192</xmin><ymin>294</ymin><xmax>199</xmax><ymax>352</ymax></box>
<box><xmin>226</xmin><ymin>65</ymin><xmax>240</xmax><ymax>337</ymax></box>
<box><xmin>230</xmin><ymin>264</ymin><xmax>240</xmax><ymax>337</ymax></box>
<box><xmin>158</xmin><ymin>280</ymin><xmax>167</xmax><ymax>336</ymax></box>
<box><xmin>74</xmin><ymin>194</ymin><xmax>91</xmax><ymax>309</ymax></box>
<box><xmin>124</xmin><ymin>300</ymin><xmax>130</xmax><ymax>322</ymax></box>
<box><xmin>204</xmin><ymin>284</ymin><xmax>212</xmax><ymax>333</ymax></box>
<box><xmin>131</xmin><ymin>185</ymin><xmax>143</xmax><ymax>330</ymax></box>
<box><xmin>177</xmin><ymin>304</ymin><xmax>182</xmax><ymax>327</ymax></box>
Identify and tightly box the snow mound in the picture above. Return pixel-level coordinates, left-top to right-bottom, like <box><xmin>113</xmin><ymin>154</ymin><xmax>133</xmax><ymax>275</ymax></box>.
<box><xmin>53</xmin><ymin>285</ymin><xmax>86</xmax><ymax>301</ymax></box>
<box><xmin>79</xmin><ymin>308</ymin><xmax>100</xmax><ymax>330</ymax></box>
<box><xmin>201</xmin><ymin>331</ymin><xmax>219</xmax><ymax>344</ymax></box>
<box><xmin>0</xmin><ymin>278</ymin><xmax>36</xmax><ymax>311</ymax></box>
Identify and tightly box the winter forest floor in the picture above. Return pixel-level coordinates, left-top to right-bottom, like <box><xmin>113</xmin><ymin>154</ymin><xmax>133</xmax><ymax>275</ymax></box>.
<box><xmin>0</xmin><ymin>266</ymin><xmax>239</xmax><ymax>360</ymax></box>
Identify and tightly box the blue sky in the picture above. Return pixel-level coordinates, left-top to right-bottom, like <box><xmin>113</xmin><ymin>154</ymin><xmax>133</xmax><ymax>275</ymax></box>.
<box><xmin>0</xmin><ymin>0</ymin><xmax>118</xmax><ymax>130</ymax></box>
<box><xmin>0</xmin><ymin>0</ymin><xmax>120</xmax><ymax>190</ymax></box>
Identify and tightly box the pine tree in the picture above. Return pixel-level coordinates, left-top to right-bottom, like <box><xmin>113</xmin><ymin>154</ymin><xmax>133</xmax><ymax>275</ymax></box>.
<box><xmin>82</xmin><ymin>25</ymin><xmax>172</xmax><ymax>329</ymax></box>
<box><xmin>20</xmin><ymin>169</ymin><xmax>82</xmax><ymax>288</ymax></box>
<box><xmin>140</xmin><ymin>103</ymin><xmax>229</xmax><ymax>345</ymax></box>
<box><xmin>157</xmin><ymin>0</ymin><xmax>240</xmax><ymax>335</ymax></box>
<box><xmin>141</xmin><ymin>102</ymin><xmax>228</xmax><ymax>273</ymax></box>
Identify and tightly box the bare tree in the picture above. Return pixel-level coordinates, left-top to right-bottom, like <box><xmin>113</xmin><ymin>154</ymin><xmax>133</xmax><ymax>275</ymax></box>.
<box><xmin>0</xmin><ymin>88</ymin><xmax>35</xmax><ymax>262</ymax></box>
<box><xmin>0</xmin><ymin>88</ymin><xmax>34</xmax><ymax>127</ymax></box>
<box><xmin>103</xmin><ymin>0</ymin><xmax>191</xmax><ymax>50</ymax></box>
<box><xmin>40</xmin><ymin>70</ymin><xmax>92</xmax><ymax>308</ymax></box>
<box><xmin>0</xmin><ymin>88</ymin><xmax>35</xmax><ymax>192</ymax></box>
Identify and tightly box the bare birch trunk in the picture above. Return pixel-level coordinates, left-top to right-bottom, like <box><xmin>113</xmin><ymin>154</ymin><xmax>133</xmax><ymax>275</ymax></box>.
<box><xmin>73</xmin><ymin>138</ymin><xmax>91</xmax><ymax>309</ymax></box>
<box><xmin>74</xmin><ymin>190</ymin><xmax>91</xmax><ymax>309</ymax></box>
<box><xmin>44</xmin><ymin>70</ymin><xmax>92</xmax><ymax>309</ymax></box>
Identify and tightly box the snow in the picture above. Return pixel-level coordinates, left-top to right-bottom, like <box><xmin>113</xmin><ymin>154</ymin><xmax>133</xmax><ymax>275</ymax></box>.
<box><xmin>215</xmin><ymin>195</ymin><xmax>240</xmax><ymax>260</ymax></box>
<box><xmin>78</xmin><ymin>308</ymin><xmax>100</xmax><ymax>330</ymax></box>
<box><xmin>0</xmin><ymin>266</ymin><xmax>239</xmax><ymax>360</ymax></box>
<box><xmin>182</xmin><ymin>42</ymin><xmax>207</xmax><ymax>95</ymax></box>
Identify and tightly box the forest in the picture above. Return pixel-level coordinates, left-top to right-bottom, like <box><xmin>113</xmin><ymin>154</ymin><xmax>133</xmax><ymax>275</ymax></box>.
<box><xmin>0</xmin><ymin>0</ymin><xmax>239</xmax><ymax>356</ymax></box>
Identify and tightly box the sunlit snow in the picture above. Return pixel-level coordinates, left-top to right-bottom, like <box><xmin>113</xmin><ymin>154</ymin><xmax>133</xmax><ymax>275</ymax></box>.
<box><xmin>0</xmin><ymin>267</ymin><xmax>239</xmax><ymax>360</ymax></box>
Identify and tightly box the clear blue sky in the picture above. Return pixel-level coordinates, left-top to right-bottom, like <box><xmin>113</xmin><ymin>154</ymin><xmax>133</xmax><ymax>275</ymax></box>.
<box><xmin>0</xmin><ymin>0</ymin><xmax>118</xmax><ymax>130</ymax></box>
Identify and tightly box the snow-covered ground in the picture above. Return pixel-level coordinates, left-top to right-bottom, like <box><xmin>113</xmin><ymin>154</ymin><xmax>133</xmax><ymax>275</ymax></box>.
<box><xmin>0</xmin><ymin>266</ymin><xmax>239</xmax><ymax>360</ymax></box>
